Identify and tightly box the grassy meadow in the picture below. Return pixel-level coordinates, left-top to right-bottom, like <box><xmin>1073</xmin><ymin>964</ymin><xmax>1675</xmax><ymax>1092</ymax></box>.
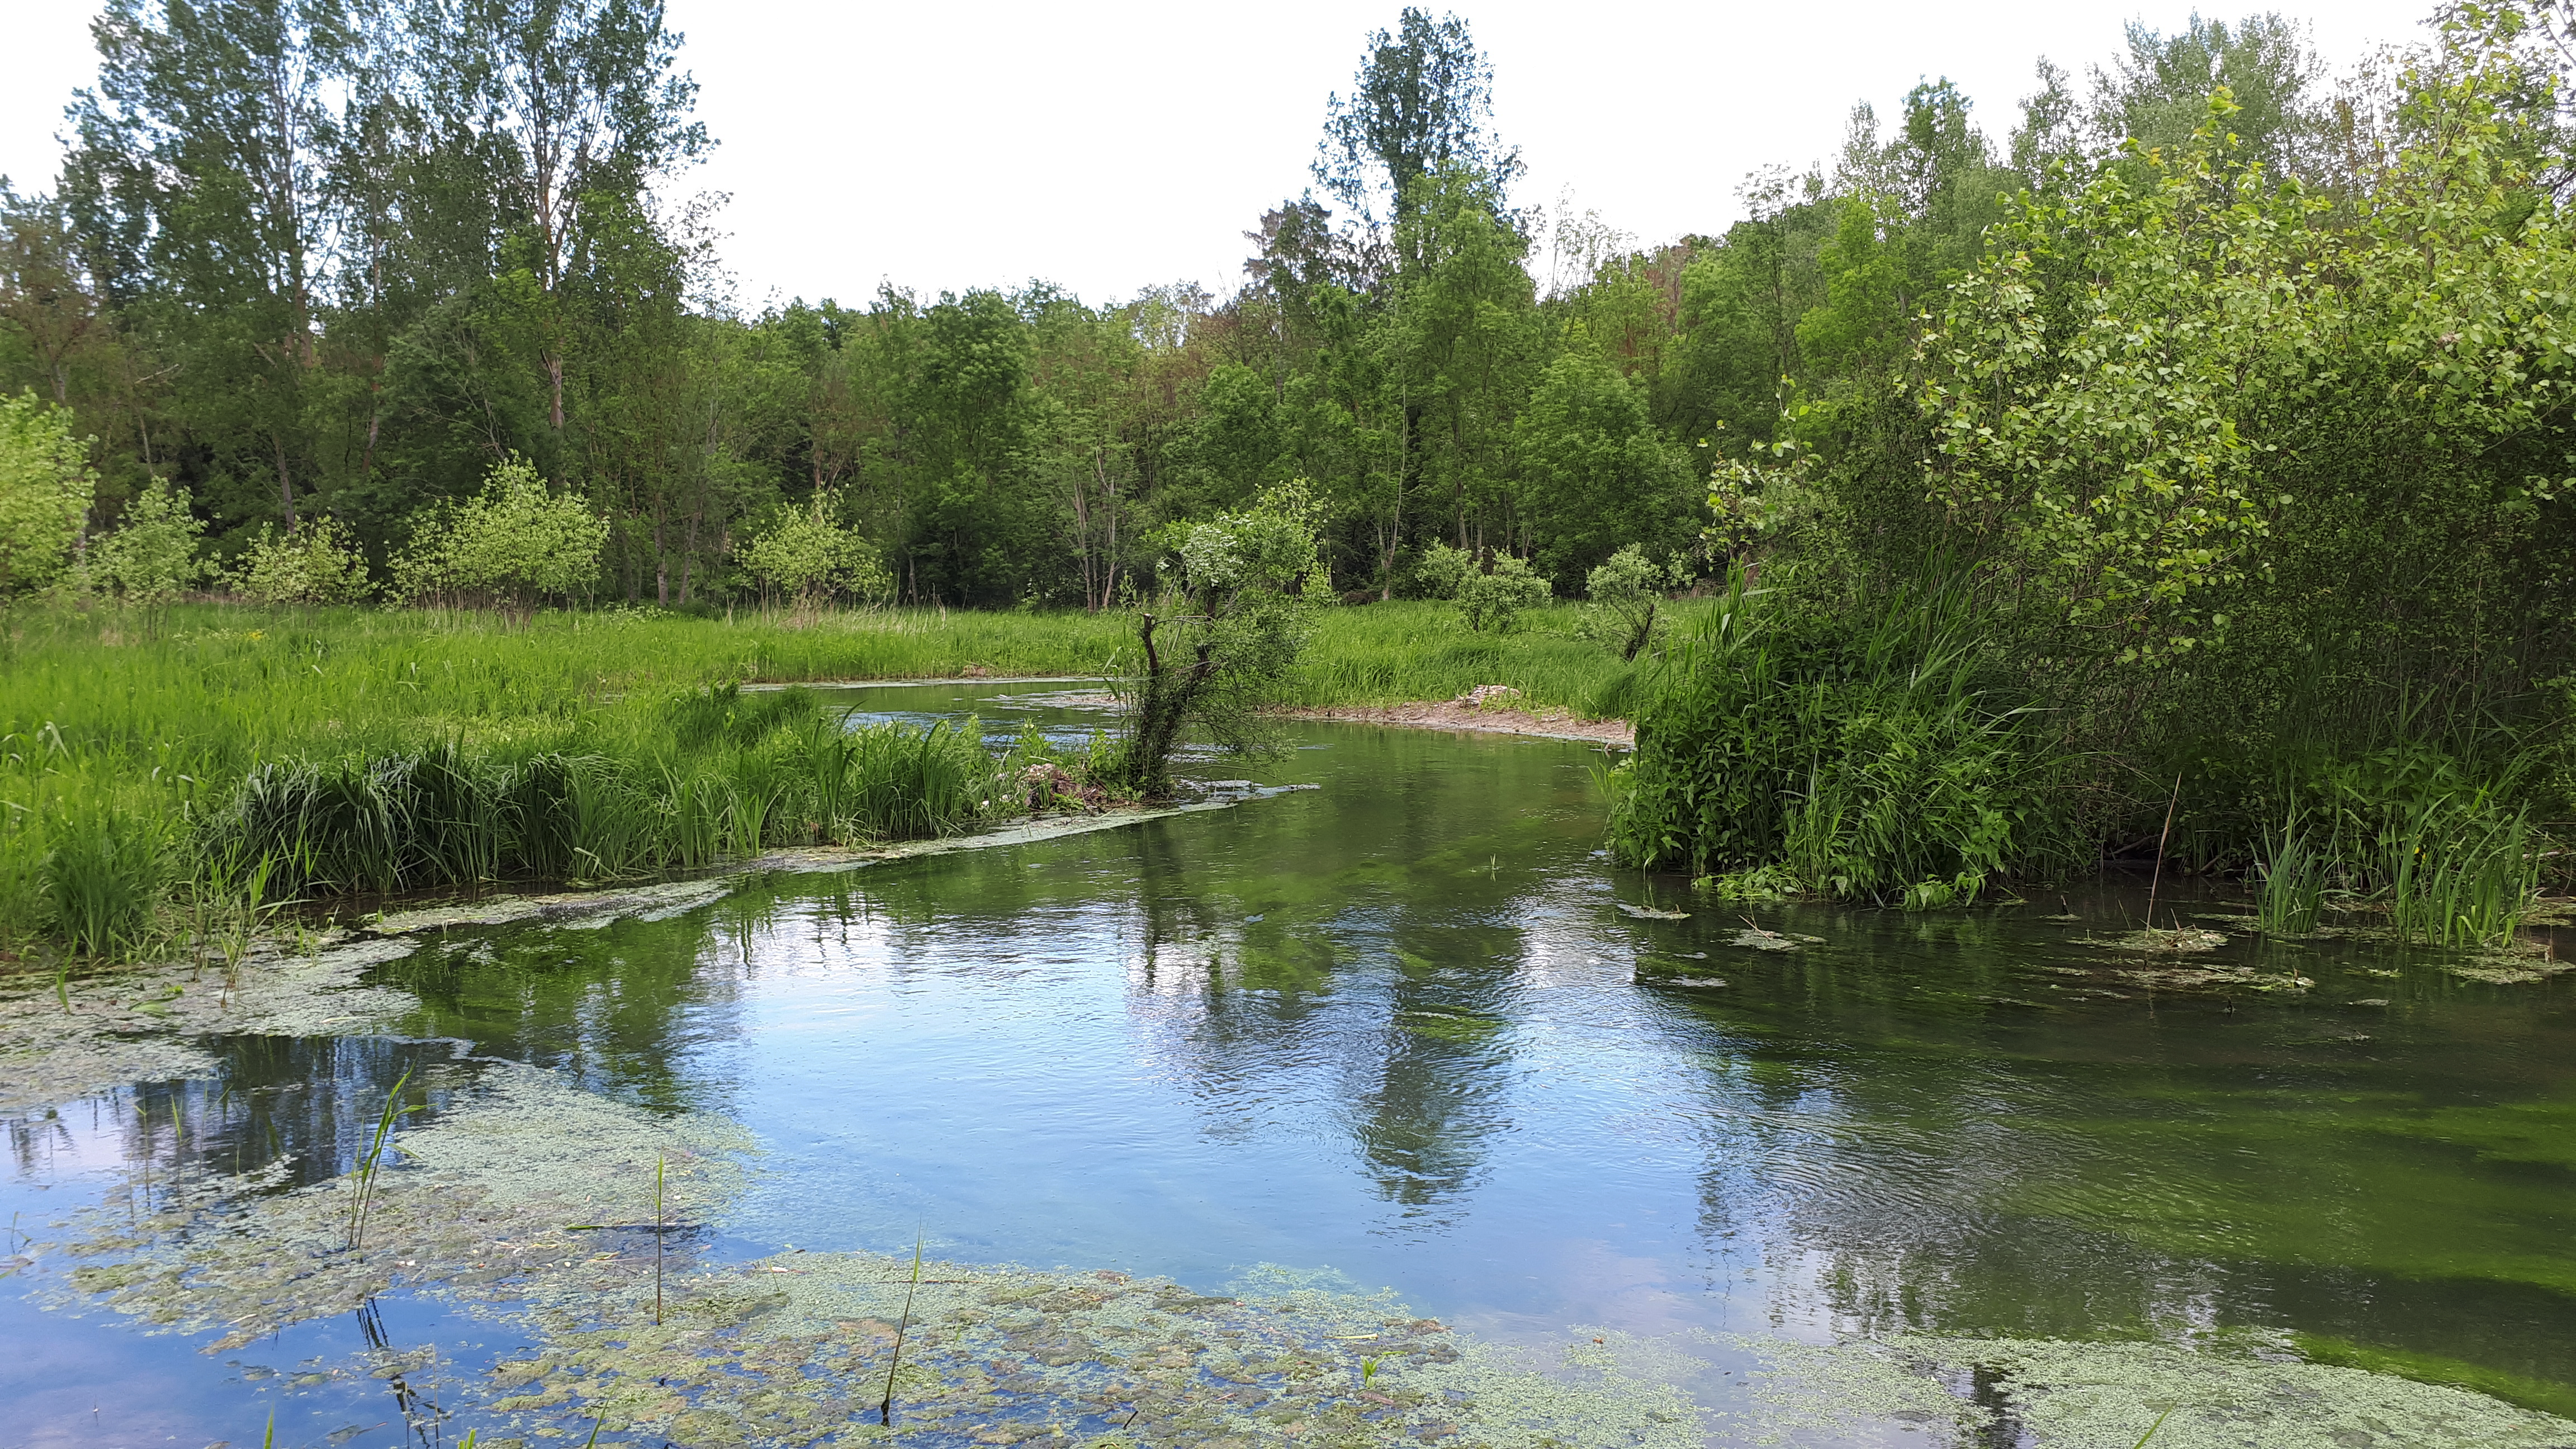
<box><xmin>1</xmin><ymin>598</ymin><xmax>1644</xmax><ymax>964</ymax></box>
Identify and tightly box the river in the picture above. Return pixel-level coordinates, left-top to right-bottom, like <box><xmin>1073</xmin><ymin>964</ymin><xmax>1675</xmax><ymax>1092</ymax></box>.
<box><xmin>6</xmin><ymin>682</ymin><xmax>2573</xmax><ymax>1448</ymax></box>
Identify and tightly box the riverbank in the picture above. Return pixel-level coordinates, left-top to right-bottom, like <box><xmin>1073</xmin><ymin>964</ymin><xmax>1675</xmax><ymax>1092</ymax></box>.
<box><xmin>0</xmin><ymin>599</ymin><xmax>1646</xmax><ymax>960</ymax></box>
<box><xmin>0</xmin><ymin>793</ymin><xmax>1281</xmax><ymax>1114</ymax></box>
<box><xmin>1285</xmin><ymin>698</ymin><xmax>1632</xmax><ymax>746</ymax></box>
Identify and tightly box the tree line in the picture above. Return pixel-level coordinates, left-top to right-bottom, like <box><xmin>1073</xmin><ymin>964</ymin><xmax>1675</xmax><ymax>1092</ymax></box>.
<box><xmin>0</xmin><ymin>0</ymin><xmax>2393</xmax><ymax>610</ymax></box>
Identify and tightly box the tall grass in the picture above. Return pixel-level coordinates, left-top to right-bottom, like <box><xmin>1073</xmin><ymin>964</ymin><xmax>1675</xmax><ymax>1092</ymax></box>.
<box><xmin>2347</xmin><ymin>751</ymin><xmax>2538</xmax><ymax>946</ymax></box>
<box><xmin>0</xmin><ymin>603</ymin><xmax>1131</xmax><ymax>958</ymax></box>
<box><xmin>204</xmin><ymin>692</ymin><xmax>1017</xmax><ymax>899</ymax></box>
<box><xmin>2252</xmin><ymin>808</ymin><xmax>2327</xmax><ymax>936</ymax></box>
<box><xmin>1602</xmin><ymin>569</ymin><xmax>2080</xmax><ymax>905</ymax></box>
<box><xmin>1293</xmin><ymin>600</ymin><xmax>1655</xmax><ymax>715</ymax></box>
<box><xmin>2243</xmin><ymin>747</ymin><xmax>2541</xmax><ymax>945</ymax></box>
<box><xmin>2</xmin><ymin>595</ymin><xmax>1660</xmax><ymax>959</ymax></box>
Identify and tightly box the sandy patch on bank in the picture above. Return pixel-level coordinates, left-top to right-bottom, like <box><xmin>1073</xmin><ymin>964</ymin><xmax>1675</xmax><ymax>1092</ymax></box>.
<box><xmin>1286</xmin><ymin>700</ymin><xmax>1633</xmax><ymax>747</ymax></box>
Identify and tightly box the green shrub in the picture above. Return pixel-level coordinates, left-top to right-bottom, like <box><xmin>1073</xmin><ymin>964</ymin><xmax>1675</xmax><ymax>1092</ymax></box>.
<box><xmin>0</xmin><ymin>391</ymin><xmax>94</xmax><ymax>598</ymax></box>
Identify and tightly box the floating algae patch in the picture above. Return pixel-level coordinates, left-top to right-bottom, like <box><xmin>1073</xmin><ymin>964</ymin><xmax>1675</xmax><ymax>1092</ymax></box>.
<box><xmin>35</xmin><ymin>1061</ymin><xmax>750</xmax><ymax>1351</ymax></box>
<box><xmin>1876</xmin><ymin>1334</ymin><xmax>2576</xmax><ymax>1448</ymax></box>
<box><xmin>366</xmin><ymin>877</ymin><xmax>737</xmax><ymax>935</ymax></box>
<box><xmin>1395</xmin><ymin>1008</ymin><xmax>1506</xmax><ymax>1045</ymax></box>
<box><xmin>2100</xmin><ymin>927</ymin><xmax>2231</xmax><ymax>954</ymax></box>
<box><xmin>2096</xmin><ymin>960</ymin><xmax>2313</xmax><ymax>993</ymax></box>
<box><xmin>1722</xmin><ymin>929</ymin><xmax>1816</xmax><ymax>953</ymax></box>
<box><xmin>1702</xmin><ymin>1332</ymin><xmax>2576</xmax><ymax>1448</ymax></box>
<box><xmin>29</xmin><ymin>1054</ymin><xmax>1710</xmax><ymax>1447</ymax></box>
<box><xmin>1</xmin><ymin>931</ymin><xmax>424</xmax><ymax>1116</ymax></box>
<box><xmin>2439</xmin><ymin>953</ymin><xmax>2576</xmax><ymax>986</ymax></box>
<box><xmin>484</xmin><ymin>1251</ymin><xmax>1713</xmax><ymax>1449</ymax></box>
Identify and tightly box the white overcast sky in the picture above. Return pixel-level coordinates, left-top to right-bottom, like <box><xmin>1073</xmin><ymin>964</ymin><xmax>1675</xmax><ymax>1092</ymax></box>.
<box><xmin>0</xmin><ymin>0</ymin><xmax>2437</xmax><ymax>310</ymax></box>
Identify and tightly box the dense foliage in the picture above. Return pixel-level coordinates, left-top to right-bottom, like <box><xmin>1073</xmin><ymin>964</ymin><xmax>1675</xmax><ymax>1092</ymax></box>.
<box><xmin>13</xmin><ymin>0</ymin><xmax>2576</xmax><ymax>940</ymax></box>
<box><xmin>1607</xmin><ymin>2</ymin><xmax>2576</xmax><ymax>924</ymax></box>
<box><xmin>4</xmin><ymin>2</ymin><xmax>2411</xmax><ymax>614</ymax></box>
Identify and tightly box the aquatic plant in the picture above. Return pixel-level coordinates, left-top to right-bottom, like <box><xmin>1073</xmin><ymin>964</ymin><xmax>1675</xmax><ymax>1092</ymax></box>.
<box><xmin>880</xmin><ymin>1232</ymin><xmax>925</xmax><ymax>1426</ymax></box>
<box><xmin>1605</xmin><ymin>567</ymin><xmax>2077</xmax><ymax>904</ymax></box>
<box><xmin>2252</xmin><ymin>806</ymin><xmax>2327</xmax><ymax>936</ymax></box>
<box><xmin>834</xmin><ymin>716</ymin><xmax>993</xmax><ymax>840</ymax></box>
<box><xmin>190</xmin><ymin>697</ymin><xmax>1016</xmax><ymax>907</ymax></box>
<box><xmin>2277</xmin><ymin>745</ymin><xmax>2544</xmax><ymax>946</ymax></box>
<box><xmin>348</xmin><ymin>1068</ymin><xmax>420</xmax><ymax>1252</ymax></box>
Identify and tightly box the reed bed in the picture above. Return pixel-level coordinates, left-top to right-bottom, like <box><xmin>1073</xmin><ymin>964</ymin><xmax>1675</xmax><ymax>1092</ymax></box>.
<box><xmin>199</xmin><ymin>693</ymin><xmax>1015</xmax><ymax>902</ymax></box>
<box><xmin>2248</xmin><ymin>750</ymin><xmax>2542</xmax><ymax>946</ymax></box>
<box><xmin>1603</xmin><ymin>571</ymin><xmax>2080</xmax><ymax>906</ymax></box>
<box><xmin>0</xmin><ymin>602</ymin><xmax>1132</xmax><ymax>959</ymax></box>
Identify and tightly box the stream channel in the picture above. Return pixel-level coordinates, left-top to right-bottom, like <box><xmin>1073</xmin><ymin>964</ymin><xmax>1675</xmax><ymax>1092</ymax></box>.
<box><xmin>6</xmin><ymin>681</ymin><xmax>2576</xmax><ymax>1449</ymax></box>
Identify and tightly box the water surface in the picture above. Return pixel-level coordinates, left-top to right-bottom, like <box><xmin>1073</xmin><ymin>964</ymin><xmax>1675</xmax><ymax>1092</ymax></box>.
<box><xmin>7</xmin><ymin>681</ymin><xmax>2575</xmax><ymax>1443</ymax></box>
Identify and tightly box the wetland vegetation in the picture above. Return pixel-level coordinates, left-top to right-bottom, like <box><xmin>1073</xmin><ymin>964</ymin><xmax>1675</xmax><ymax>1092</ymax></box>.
<box><xmin>8</xmin><ymin>0</ymin><xmax>2576</xmax><ymax>956</ymax></box>
<box><xmin>8</xmin><ymin>0</ymin><xmax>2576</xmax><ymax>1443</ymax></box>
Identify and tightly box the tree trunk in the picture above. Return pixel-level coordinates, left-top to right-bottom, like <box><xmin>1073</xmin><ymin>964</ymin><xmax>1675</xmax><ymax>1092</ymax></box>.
<box><xmin>274</xmin><ymin>436</ymin><xmax>297</xmax><ymax>533</ymax></box>
<box><xmin>678</xmin><ymin>506</ymin><xmax>700</xmax><ymax>605</ymax></box>
<box><xmin>1120</xmin><ymin>613</ymin><xmax>1219</xmax><ymax>798</ymax></box>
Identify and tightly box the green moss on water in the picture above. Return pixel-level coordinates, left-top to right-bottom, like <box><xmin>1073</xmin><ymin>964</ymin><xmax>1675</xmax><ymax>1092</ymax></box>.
<box><xmin>2294</xmin><ymin>1333</ymin><xmax>2576</xmax><ymax>1419</ymax></box>
<box><xmin>1991</xmin><ymin>1093</ymin><xmax>2576</xmax><ymax>1297</ymax></box>
<box><xmin>1878</xmin><ymin>1334</ymin><xmax>2576</xmax><ymax>1448</ymax></box>
<box><xmin>36</xmin><ymin>1052</ymin><xmax>2576</xmax><ymax>1447</ymax></box>
<box><xmin>1394</xmin><ymin>1009</ymin><xmax>1504</xmax><ymax>1044</ymax></box>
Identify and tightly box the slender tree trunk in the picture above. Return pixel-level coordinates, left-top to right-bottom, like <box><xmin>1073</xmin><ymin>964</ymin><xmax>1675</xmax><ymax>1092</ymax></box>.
<box><xmin>1121</xmin><ymin>613</ymin><xmax>1219</xmax><ymax>798</ymax></box>
<box><xmin>274</xmin><ymin>436</ymin><xmax>297</xmax><ymax>533</ymax></box>
<box><xmin>678</xmin><ymin>506</ymin><xmax>700</xmax><ymax>605</ymax></box>
<box><xmin>1103</xmin><ymin>463</ymin><xmax>1120</xmax><ymax>612</ymax></box>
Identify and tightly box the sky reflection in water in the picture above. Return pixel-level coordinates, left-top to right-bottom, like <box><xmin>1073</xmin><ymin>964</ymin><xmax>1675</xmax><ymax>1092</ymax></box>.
<box><xmin>7</xmin><ymin>680</ymin><xmax>2576</xmax><ymax>1439</ymax></box>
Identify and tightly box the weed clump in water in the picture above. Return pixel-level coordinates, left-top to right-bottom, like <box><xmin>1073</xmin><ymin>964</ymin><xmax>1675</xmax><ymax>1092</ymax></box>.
<box><xmin>1604</xmin><ymin>569</ymin><xmax>2078</xmax><ymax>909</ymax></box>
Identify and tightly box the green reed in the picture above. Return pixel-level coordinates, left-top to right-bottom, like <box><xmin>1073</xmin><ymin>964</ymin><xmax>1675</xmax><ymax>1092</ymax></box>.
<box><xmin>42</xmin><ymin>796</ymin><xmax>169</xmax><ymax>958</ymax></box>
<box><xmin>1607</xmin><ymin>566</ymin><xmax>2073</xmax><ymax>903</ymax></box>
<box><xmin>2252</xmin><ymin>807</ymin><xmax>2328</xmax><ymax>936</ymax></box>
<box><xmin>2312</xmin><ymin>747</ymin><xmax>2544</xmax><ymax>947</ymax></box>
<box><xmin>880</xmin><ymin>1232</ymin><xmax>926</xmax><ymax>1428</ymax></box>
<box><xmin>349</xmin><ymin>1068</ymin><xmax>421</xmax><ymax>1252</ymax></box>
<box><xmin>837</xmin><ymin>717</ymin><xmax>992</xmax><ymax>841</ymax></box>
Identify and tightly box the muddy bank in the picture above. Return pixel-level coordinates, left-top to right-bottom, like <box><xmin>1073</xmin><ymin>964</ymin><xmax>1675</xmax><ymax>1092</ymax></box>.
<box><xmin>1282</xmin><ymin>700</ymin><xmax>1632</xmax><ymax>747</ymax></box>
